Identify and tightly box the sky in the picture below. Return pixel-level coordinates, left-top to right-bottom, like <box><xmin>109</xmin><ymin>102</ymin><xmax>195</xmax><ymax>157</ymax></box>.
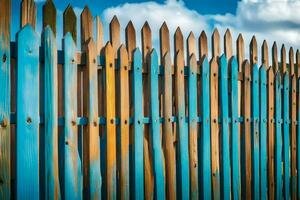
<box><xmin>11</xmin><ymin>0</ymin><xmax>300</xmax><ymax>63</ymax></box>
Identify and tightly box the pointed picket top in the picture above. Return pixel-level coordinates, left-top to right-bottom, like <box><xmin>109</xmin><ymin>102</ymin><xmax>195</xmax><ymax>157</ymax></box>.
<box><xmin>237</xmin><ymin>34</ymin><xmax>245</xmax><ymax>70</ymax></box>
<box><xmin>125</xmin><ymin>20</ymin><xmax>136</xmax><ymax>62</ymax></box>
<box><xmin>133</xmin><ymin>48</ymin><xmax>142</xmax><ymax>71</ymax></box>
<box><xmin>189</xmin><ymin>53</ymin><xmax>197</xmax><ymax>73</ymax></box>
<box><xmin>160</xmin><ymin>22</ymin><xmax>170</xmax><ymax>59</ymax></box>
<box><xmin>174</xmin><ymin>27</ymin><xmax>184</xmax><ymax>55</ymax></box>
<box><xmin>149</xmin><ymin>49</ymin><xmax>159</xmax><ymax>74</ymax></box>
<box><xmin>289</xmin><ymin>47</ymin><xmax>295</xmax><ymax>76</ymax></box>
<box><xmin>105</xmin><ymin>42</ymin><xmax>113</xmax><ymax>60</ymax></box>
<box><xmin>141</xmin><ymin>21</ymin><xmax>152</xmax><ymax>64</ymax></box>
<box><xmin>95</xmin><ymin>16</ymin><xmax>103</xmax><ymax>53</ymax></box>
<box><xmin>281</xmin><ymin>44</ymin><xmax>287</xmax><ymax>74</ymax></box>
<box><xmin>109</xmin><ymin>15</ymin><xmax>120</xmax><ymax>58</ymax></box>
<box><xmin>81</xmin><ymin>6</ymin><xmax>93</xmax><ymax>45</ymax></box>
<box><xmin>296</xmin><ymin>50</ymin><xmax>300</xmax><ymax>78</ymax></box>
<box><xmin>43</xmin><ymin>0</ymin><xmax>57</xmax><ymax>35</ymax></box>
<box><xmin>262</xmin><ymin>40</ymin><xmax>269</xmax><ymax>68</ymax></box>
<box><xmin>119</xmin><ymin>44</ymin><xmax>129</xmax><ymax>70</ymax></box>
<box><xmin>272</xmin><ymin>42</ymin><xmax>279</xmax><ymax>72</ymax></box>
<box><xmin>18</xmin><ymin>23</ymin><xmax>38</xmax><ymax>39</ymax></box>
<box><xmin>83</xmin><ymin>37</ymin><xmax>96</xmax><ymax>53</ymax></box>
<box><xmin>212</xmin><ymin>28</ymin><xmax>220</xmax><ymax>58</ymax></box>
<box><xmin>21</xmin><ymin>0</ymin><xmax>37</xmax><ymax>29</ymax></box>
<box><xmin>249</xmin><ymin>36</ymin><xmax>257</xmax><ymax>67</ymax></box>
<box><xmin>63</xmin><ymin>5</ymin><xmax>77</xmax><ymax>43</ymax></box>
<box><xmin>199</xmin><ymin>31</ymin><xmax>208</xmax><ymax>59</ymax></box>
<box><xmin>224</xmin><ymin>29</ymin><xmax>232</xmax><ymax>60</ymax></box>
<box><xmin>187</xmin><ymin>32</ymin><xmax>196</xmax><ymax>59</ymax></box>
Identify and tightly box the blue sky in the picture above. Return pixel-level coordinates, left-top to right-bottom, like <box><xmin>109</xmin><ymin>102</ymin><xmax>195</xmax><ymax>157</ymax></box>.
<box><xmin>11</xmin><ymin>0</ymin><xmax>300</xmax><ymax>62</ymax></box>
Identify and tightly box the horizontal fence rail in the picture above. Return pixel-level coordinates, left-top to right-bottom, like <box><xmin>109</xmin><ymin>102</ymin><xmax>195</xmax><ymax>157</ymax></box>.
<box><xmin>1</xmin><ymin>0</ymin><xmax>300</xmax><ymax>199</ymax></box>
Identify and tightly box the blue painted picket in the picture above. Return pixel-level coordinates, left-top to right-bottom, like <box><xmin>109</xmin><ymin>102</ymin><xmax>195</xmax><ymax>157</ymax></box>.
<box><xmin>275</xmin><ymin>72</ymin><xmax>282</xmax><ymax>200</ymax></box>
<box><xmin>16</xmin><ymin>24</ymin><xmax>40</xmax><ymax>199</ymax></box>
<box><xmin>230</xmin><ymin>57</ymin><xmax>241</xmax><ymax>199</ymax></box>
<box><xmin>43</xmin><ymin>26</ymin><xmax>61</xmax><ymax>200</ymax></box>
<box><xmin>148</xmin><ymin>49</ymin><xmax>165</xmax><ymax>199</ymax></box>
<box><xmin>131</xmin><ymin>48</ymin><xmax>144</xmax><ymax>200</ymax></box>
<box><xmin>259</xmin><ymin>66</ymin><xmax>267</xmax><ymax>200</ymax></box>
<box><xmin>199</xmin><ymin>57</ymin><xmax>211</xmax><ymax>200</ymax></box>
<box><xmin>251</xmin><ymin>63</ymin><xmax>260</xmax><ymax>200</ymax></box>
<box><xmin>283</xmin><ymin>73</ymin><xmax>290</xmax><ymax>199</ymax></box>
<box><xmin>62</xmin><ymin>32</ymin><xmax>82</xmax><ymax>200</ymax></box>
<box><xmin>219</xmin><ymin>55</ymin><xmax>230</xmax><ymax>200</ymax></box>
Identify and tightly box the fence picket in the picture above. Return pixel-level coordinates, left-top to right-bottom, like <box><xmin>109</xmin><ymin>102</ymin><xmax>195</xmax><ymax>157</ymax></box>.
<box><xmin>63</xmin><ymin>5</ymin><xmax>77</xmax><ymax>43</ymax></box>
<box><xmin>296</xmin><ymin>50</ymin><xmax>300</xmax><ymax>78</ymax></box>
<box><xmin>110</xmin><ymin>16</ymin><xmax>120</xmax><ymax>59</ymax></box>
<box><xmin>289</xmin><ymin>48</ymin><xmax>295</xmax><ymax>76</ymax></box>
<box><xmin>95</xmin><ymin>16</ymin><xmax>103</xmax><ymax>53</ymax></box>
<box><xmin>43</xmin><ymin>0</ymin><xmax>56</xmax><ymax>36</ymax></box>
<box><xmin>224</xmin><ymin>29</ymin><xmax>232</xmax><ymax>60</ymax></box>
<box><xmin>297</xmin><ymin>78</ymin><xmax>300</xmax><ymax>199</ymax></box>
<box><xmin>125</xmin><ymin>21</ymin><xmax>136</xmax><ymax>63</ymax></box>
<box><xmin>281</xmin><ymin>45</ymin><xmax>287</xmax><ymax>74</ymax></box>
<box><xmin>20</xmin><ymin>0</ymin><xmax>36</xmax><ymax>29</ymax></box>
<box><xmin>16</xmin><ymin>24</ymin><xmax>39</xmax><ymax>199</ymax></box>
<box><xmin>0</xmin><ymin>0</ymin><xmax>11</xmax><ymax>198</ymax></box>
<box><xmin>291</xmin><ymin>75</ymin><xmax>297</xmax><ymax>199</ymax></box>
<box><xmin>199</xmin><ymin>31</ymin><xmax>208</xmax><ymax>59</ymax></box>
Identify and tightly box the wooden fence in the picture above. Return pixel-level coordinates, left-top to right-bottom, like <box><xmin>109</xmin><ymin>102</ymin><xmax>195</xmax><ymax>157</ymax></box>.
<box><xmin>0</xmin><ymin>0</ymin><xmax>300</xmax><ymax>199</ymax></box>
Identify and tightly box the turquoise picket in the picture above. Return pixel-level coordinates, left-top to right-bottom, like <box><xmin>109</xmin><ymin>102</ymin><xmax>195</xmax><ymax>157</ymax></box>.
<box><xmin>283</xmin><ymin>73</ymin><xmax>290</xmax><ymax>199</ymax></box>
<box><xmin>16</xmin><ymin>24</ymin><xmax>40</xmax><ymax>199</ymax></box>
<box><xmin>219</xmin><ymin>55</ymin><xmax>230</xmax><ymax>199</ymax></box>
<box><xmin>131</xmin><ymin>48</ymin><xmax>144</xmax><ymax>200</ymax></box>
<box><xmin>251</xmin><ymin>63</ymin><xmax>260</xmax><ymax>200</ymax></box>
<box><xmin>259</xmin><ymin>66</ymin><xmax>267</xmax><ymax>200</ymax></box>
<box><xmin>148</xmin><ymin>49</ymin><xmax>165</xmax><ymax>199</ymax></box>
<box><xmin>43</xmin><ymin>26</ymin><xmax>61</xmax><ymax>200</ymax></box>
<box><xmin>188</xmin><ymin>54</ymin><xmax>198</xmax><ymax>199</ymax></box>
<box><xmin>297</xmin><ymin>79</ymin><xmax>300</xmax><ymax>199</ymax></box>
<box><xmin>275</xmin><ymin>72</ymin><xmax>282</xmax><ymax>200</ymax></box>
<box><xmin>199</xmin><ymin>57</ymin><xmax>211</xmax><ymax>199</ymax></box>
<box><xmin>230</xmin><ymin>57</ymin><xmax>241</xmax><ymax>199</ymax></box>
<box><xmin>63</xmin><ymin>32</ymin><xmax>82</xmax><ymax>200</ymax></box>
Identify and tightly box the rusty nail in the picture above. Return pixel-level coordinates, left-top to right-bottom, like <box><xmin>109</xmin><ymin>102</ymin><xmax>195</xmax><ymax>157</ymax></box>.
<box><xmin>26</xmin><ymin>117</ymin><xmax>32</xmax><ymax>124</ymax></box>
<box><xmin>1</xmin><ymin>118</ymin><xmax>7</xmax><ymax>128</ymax></box>
<box><xmin>124</xmin><ymin>66</ymin><xmax>128</xmax><ymax>70</ymax></box>
<box><xmin>2</xmin><ymin>54</ymin><xmax>6</xmax><ymax>63</ymax></box>
<box><xmin>138</xmin><ymin>120</ymin><xmax>141</xmax><ymax>124</ymax></box>
<box><xmin>93</xmin><ymin>121</ymin><xmax>97</xmax><ymax>127</ymax></box>
<box><xmin>124</xmin><ymin>120</ymin><xmax>128</xmax><ymax>124</ymax></box>
<box><xmin>71</xmin><ymin>120</ymin><xmax>76</xmax><ymax>126</ymax></box>
<box><xmin>110</xmin><ymin>63</ymin><xmax>113</xmax><ymax>68</ymax></box>
<box><xmin>93</xmin><ymin>59</ymin><xmax>96</xmax><ymax>64</ymax></box>
<box><xmin>110</xmin><ymin>119</ymin><xmax>114</xmax><ymax>124</ymax></box>
<box><xmin>65</xmin><ymin>140</ymin><xmax>69</xmax><ymax>145</ymax></box>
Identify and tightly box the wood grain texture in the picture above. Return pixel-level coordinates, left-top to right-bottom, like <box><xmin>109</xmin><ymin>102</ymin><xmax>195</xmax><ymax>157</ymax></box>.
<box><xmin>43</xmin><ymin>26</ymin><xmax>61</xmax><ymax>200</ymax></box>
<box><xmin>63</xmin><ymin>5</ymin><xmax>77</xmax><ymax>43</ymax></box>
<box><xmin>210</xmin><ymin>58</ymin><xmax>220</xmax><ymax>199</ymax></box>
<box><xmin>262</xmin><ymin>40</ymin><xmax>269</xmax><ymax>67</ymax></box>
<box><xmin>237</xmin><ymin>34</ymin><xmax>245</xmax><ymax>70</ymax></box>
<box><xmin>272</xmin><ymin>42</ymin><xmax>279</xmax><ymax>72</ymax></box>
<box><xmin>81</xmin><ymin>6</ymin><xmax>93</xmax><ymax>46</ymax></box>
<box><xmin>160</xmin><ymin>22</ymin><xmax>170</xmax><ymax>59</ymax></box>
<box><xmin>212</xmin><ymin>29</ymin><xmax>220</xmax><ymax>58</ymax></box>
<box><xmin>297</xmin><ymin>78</ymin><xmax>300</xmax><ymax>199</ymax></box>
<box><xmin>20</xmin><ymin>0</ymin><xmax>36</xmax><ymax>29</ymax></box>
<box><xmin>291</xmin><ymin>75</ymin><xmax>297</xmax><ymax>200</ymax></box>
<box><xmin>95</xmin><ymin>16</ymin><xmax>103</xmax><ymax>53</ymax></box>
<box><xmin>110</xmin><ymin>16</ymin><xmax>120</xmax><ymax>59</ymax></box>
<box><xmin>125</xmin><ymin>21</ymin><xmax>136</xmax><ymax>62</ymax></box>
<box><xmin>118</xmin><ymin>45</ymin><xmax>130</xmax><ymax>200</ymax></box>
<box><xmin>104</xmin><ymin>42</ymin><xmax>117</xmax><ymax>199</ymax></box>
<box><xmin>16</xmin><ymin>24</ymin><xmax>39</xmax><ymax>199</ymax></box>
<box><xmin>83</xmin><ymin>39</ymin><xmax>101</xmax><ymax>199</ymax></box>
<box><xmin>224</xmin><ymin>29</ymin><xmax>232</xmax><ymax>60</ymax></box>
<box><xmin>0</xmin><ymin>0</ymin><xmax>11</xmax><ymax>198</ymax></box>
<box><xmin>250</xmin><ymin>36</ymin><xmax>258</xmax><ymax>66</ymax></box>
<box><xmin>187</xmin><ymin>32</ymin><xmax>196</xmax><ymax>60</ymax></box>
<box><xmin>199</xmin><ymin>31</ymin><xmax>208</xmax><ymax>59</ymax></box>
<box><xmin>281</xmin><ymin>45</ymin><xmax>287</xmax><ymax>74</ymax></box>
<box><xmin>296</xmin><ymin>50</ymin><xmax>300</xmax><ymax>78</ymax></box>
<box><xmin>142</xmin><ymin>22</ymin><xmax>152</xmax><ymax>68</ymax></box>
<box><xmin>43</xmin><ymin>0</ymin><xmax>56</xmax><ymax>36</ymax></box>
<box><xmin>289</xmin><ymin>47</ymin><xmax>295</xmax><ymax>76</ymax></box>
<box><xmin>241</xmin><ymin>60</ymin><xmax>251</xmax><ymax>199</ymax></box>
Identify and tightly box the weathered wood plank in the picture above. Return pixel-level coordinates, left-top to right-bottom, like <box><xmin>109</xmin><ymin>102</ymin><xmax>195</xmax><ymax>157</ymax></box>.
<box><xmin>281</xmin><ymin>45</ymin><xmax>287</xmax><ymax>74</ymax></box>
<box><xmin>104</xmin><ymin>42</ymin><xmax>117</xmax><ymax>199</ymax></box>
<box><xmin>212</xmin><ymin>29</ymin><xmax>220</xmax><ymax>58</ymax></box>
<box><xmin>224</xmin><ymin>29</ymin><xmax>232</xmax><ymax>60</ymax></box>
<box><xmin>250</xmin><ymin>36</ymin><xmax>258</xmax><ymax>66</ymax></box>
<box><xmin>95</xmin><ymin>16</ymin><xmax>103</xmax><ymax>53</ymax></box>
<box><xmin>43</xmin><ymin>26</ymin><xmax>61</xmax><ymax>200</ymax></box>
<box><xmin>131</xmin><ymin>48</ymin><xmax>144</xmax><ymax>200</ymax></box>
<box><xmin>0</xmin><ymin>0</ymin><xmax>11</xmax><ymax>198</ymax></box>
<box><xmin>148</xmin><ymin>49</ymin><xmax>165</xmax><ymax>199</ymax></box>
<box><xmin>118</xmin><ymin>45</ymin><xmax>130</xmax><ymax>200</ymax></box>
<box><xmin>272</xmin><ymin>42</ymin><xmax>279</xmax><ymax>72</ymax></box>
<box><xmin>175</xmin><ymin>50</ymin><xmax>189</xmax><ymax>200</ymax></box>
<box><xmin>241</xmin><ymin>60</ymin><xmax>252</xmax><ymax>199</ymax></box>
<box><xmin>297</xmin><ymin>78</ymin><xmax>300</xmax><ymax>199</ymax></box>
<box><xmin>291</xmin><ymin>75</ymin><xmax>297</xmax><ymax>199</ymax></box>
<box><xmin>219</xmin><ymin>55</ymin><xmax>230</xmax><ymax>199</ymax></box>
<box><xmin>289</xmin><ymin>47</ymin><xmax>295</xmax><ymax>76</ymax></box>
<box><xmin>200</xmin><ymin>57</ymin><xmax>211</xmax><ymax>199</ymax></box>
<box><xmin>259</xmin><ymin>66</ymin><xmax>267</xmax><ymax>200</ymax></box>
<box><xmin>210</xmin><ymin>58</ymin><xmax>220</xmax><ymax>199</ymax></box>
<box><xmin>188</xmin><ymin>53</ymin><xmax>198</xmax><ymax>200</ymax></box>
<box><xmin>262</xmin><ymin>40</ymin><xmax>269</xmax><ymax>67</ymax></box>
<box><xmin>160</xmin><ymin>22</ymin><xmax>170</xmax><ymax>59</ymax></box>
<box><xmin>16</xmin><ymin>24</ymin><xmax>39</xmax><ymax>199</ymax></box>
<box><xmin>274</xmin><ymin>72</ymin><xmax>282</xmax><ymax>200</ymax></box>
<box><xmin>63</xmin><ymin>32</ymin><xmax>82</xmax><ymax>199</ymax></box>
<box><xmin>142</xmin><ymin>22</ymin><xmax>152</xmax><ymax>69</ymax></box>
<box><xmin>230</xmin><ymin>57</ymin><xmax>241</xmax><ymax>200</ymax></box>
<box><xmin>296</xmin><ymin>50</ymin><xmax>300</xmax><ymax>78</ymax></box>
<box><xmin>63</xmin><ymin>5</ymin><xmax>77</xmax><ymax>43</ymax></box>
<box><xmin>43</xmin><ymin>0</ymin><xmax>56</xmax><ymax>36</ymax></box>
<box><xmin>20</xmin><ymin>0</ymin><xmax>36</xmax><ymax>29</ymax></box>
<box><xmin>199</xmin><ymin>31</ymin><xmax>208</xmax><ymax>59</ymax></box>
<box><xmin>81</xmin><ymin>6</ymin><xmax>93</xmax><ymax>46</ymax></box>
<box><xmin>110</xmin><ymin>16</ymin><xmax>120</xmax><ymax>59</ymax></box>
<box><xmin>237</xmin><ymin>34</ymin><xmax>245</xmax><ymax>71</ymax></box>
<box><xmin>125</xmin><ymin>21</ymin><xmax>136</xmax><ymax>62</ymax></box>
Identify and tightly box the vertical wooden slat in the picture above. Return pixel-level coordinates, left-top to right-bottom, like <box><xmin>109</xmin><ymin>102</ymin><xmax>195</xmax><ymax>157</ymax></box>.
<box><xmin>200</xmin><ymin>57</ymin><xmax>211</xmax><ymax>199</ymax></box>
<box><xmin>43</xmin><ymin>26</ymin><xmax>61</xmax><ymax>200</ymax></box>
<box><xmin>252</xmin><ymin>63</ymin><xmax>260</xmax><ymax>200</ymax></box>
<box><xmin>297</xmin><ymin>78</ymin><xmax>300</xmax><ymax>199</ymax></box>
<box><xmin>237</xmin><ymin>34</ymin><xmax>245</xmax><ymax>71</ymax></box>
<box><xmin>131</xmin><ymin>48</ymin><xmax>144</xmax><ymax>200</ymax></box>
<box><xmin>63</xmin><ymin>32</ymin><xmax>82</xmax><ymax>199</ymax></box>
<box><xmin>142</xmin><ymin>22</ymin><xmax>152</xmax><ymax>68</ymax></box>
<box><xmin>63</xmin><ymin>5</ymin><xmax>77</xmax><ymax>43</ymax></box>
<box><xmin>262</xmin><ymin>40</ymin><xmax>269</xmax><ymax>67</ymax></box>
<box><xmin>289</xmin><ymin>48</ymin><xmax>295</xmax><ymax>76</ymax></box>
<box><xmin>291</xmin><ymin>75</ymin><xmax>297</xmax><ymax>200</ymax></box>
<box><xmin>272</xmin><ymin>42</ymin><xmax>279</xmax><ymax>72</ymax></box>
<box><xmin>110</xmin><ymin>16</ymin><xmax>120</xmax><ymax>59</ymax></box>
<box><xmin>281</xmin><ymin>45</ymin><xmax>287</xmax><ymax>74</ymax></box>
<box><xmin>199</xmin><ymin>31</ymin><xmax>208</xmax><ymax>59</ymax></box>
<box><xmin>16</xmin><ymin>24</ymin><xmax>39</xmax><ymax>199</ymax></box>
<box><xmin>296</xmin><ymin>50</ymin><xmax>300</xmax><ymax>78</ymax></box>
<box><xmin>0</xmin><ymin>0</ymin><xmax>11</xmax><ymax>198</ymax></box>
<box><xmin>224</xmin><ymin>29</ymin><xmax>232</xmax><ymax>60</ymax></box>
<box><xmin>148</xmin><ymin>49</ymin><xmax>165</xmax><ymax>199</ymax></box>
<box><xmin>275</xmin><ymin>72</ymin><xmax>282</xmax><ymax>200</ymax></box>
<box><xmin>283</xmin><ymin>73</ymin><xmax>290</xmax><ymax>199</ymax></box>
<box><xmin>212</xmin><ymin>29</ymin><xmax>220</xmax><ymax>58</ymax></box>
<box><xmin>241</xmin><ymin>60</ymin><xmax>251</xmax><ymax>199</ymax></box>
<box><xmin>95</xmin><ymin>16</ymin><xmax>103</xmax><ymax>53</ymax></box>
<box><xmin>160</xmin><ymin>22</ymin><xmax>170</xmax><ymax>59</ymax></box>
<box><xmin>118</xmin><ymin>45</ymin><xmax>130</xmax><ymax>200</ymax></box>
<box><xmin>43</xmin><ymin>0</ymin><xmax>56</xmax><ymax>36</ymax></box>
<box><xmin>259</xmin><ymin>66</ymin><xmax>267</xmax><ymax>200</ymax></box>
<box><xmin>81</xmin><ymin>6</ymin><xmax>93</xmax><ymax>46</ymax></box>
<box><xmin>125</xmin><ymin>21</ymin><xmax>136</xmax><ymax>62</ymax></box>
<box><xmin>20</xmin><ymin>0</ymin><xmax>36</xmax><ymax>29</ymax></box>
<box><xmin>210</xmin><ymin>57</ymin><xmax>220</xmax><ymax>199</ymax></box>
<box><xmin>219</xmin><ymin>55</ymin><xmax>231</xmax><ymax>199</ymax></box>
<box><xmin>230</xmin><ymin>57</ymin><xmax>241</xmax><ymax>199</ymax></box>
<box><xmin>83</xmin><ymin>39</ymin><xmax>101</xmax><ymax>199</ymax></box>
<box><xmin>187</xmin><ymin>32</ymin><xmax>196</xmax><ymax>59</ymax></box>
<box><xmin>104</xmin><ymin>42</ymin><xmax>117</xmax><ymax>199</ymax></box>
